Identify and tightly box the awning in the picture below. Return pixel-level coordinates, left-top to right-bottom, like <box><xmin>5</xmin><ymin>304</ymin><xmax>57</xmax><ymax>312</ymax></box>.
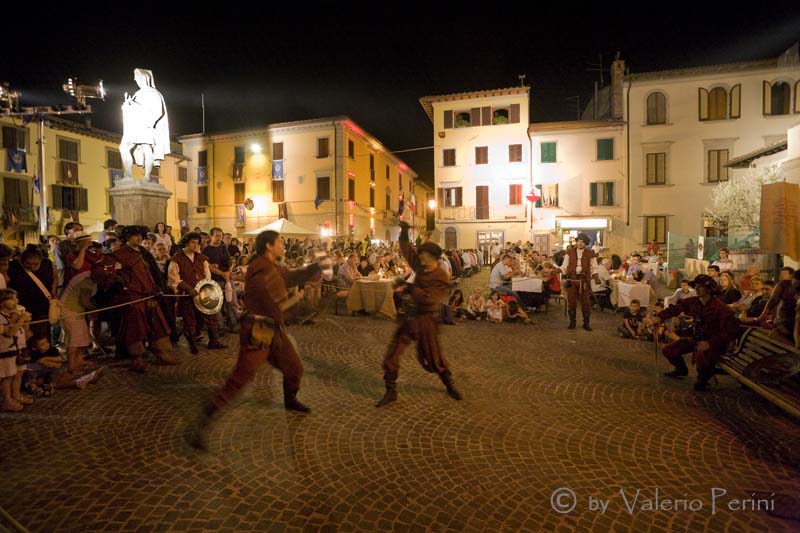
<box><xmin>556</xmin><ymin>217</ymin><xmax>610</xmax><ymax>230</ymax></box>
<box><xmin>725</xmin><ymin>140</ymin><xmax>787</xmax><ymax>168</ymax></box>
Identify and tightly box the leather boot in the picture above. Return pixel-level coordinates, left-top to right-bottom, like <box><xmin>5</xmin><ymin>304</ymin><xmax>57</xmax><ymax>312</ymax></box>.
<box><xmin>186</xmin><ymin>331</ymin><xmax>199</xmax><ymax>355</ymax></box>
<box><xmin>129</xmin><ymin>357</ymin><xmax>148</xmax><ymax>373</ymax></box>
<box><xmin>582</xmin><ymin>314</ymin><xmax>592</xmax><ymax>331</ymax></box>
<box><xmin>155</xmin><ymin>348</ymin><xmax>180</xmax><ymax>366</ymax></box>
<box><xmin>375</xmin><ymin>371</ymin><xmax>398</xmax><ymax>407</ymax></box>
<box><xmin>568</xmin><ymin>310</ymin><xmax>577</xmax><ymax>329</ymax></box>
<box><xmin>438</xmin><ymin>370</ymin><xmax>463</xmax><ymax>401</ymax></box>
<box><xmin>663</xmin><ymin>358</ymin><xmax>689</xmax><ymax>378</ymax></box>
<box><xmin>283</xmin><ymin>384</ymin><xmax>311</xmax><ymax>413</ymax></box>
<box><xmin>207</xmin><ymin>327</ymin><xmax>227</xmax><ymax>350</ymax></box>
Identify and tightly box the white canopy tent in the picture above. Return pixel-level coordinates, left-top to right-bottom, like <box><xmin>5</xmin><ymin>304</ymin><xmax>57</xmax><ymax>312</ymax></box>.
<box><xmin>243</xmin><ymin>218</ymin><xmax>316</xmax><ymax>236</ymax></box>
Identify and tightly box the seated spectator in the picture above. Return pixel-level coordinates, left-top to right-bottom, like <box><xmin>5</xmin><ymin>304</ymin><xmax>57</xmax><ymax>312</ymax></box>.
<box><xmin>467</xmin><ymin>288</ymin><xmax>487</xmax><ymax>320</ymax></box>
<box><xmin>505</xmin><ymin>301</ymin><xmax>533</xmax><ymax>325</ymax></box>
<box><xmin>668</xmin><ymin>280</ymin><xmax>696</xmax><ymax>306</ymax></box>
<box><xmin>489</xmin><ymin>254</ymin><xmax>522</xmax><ymax>302</ymax></box>
<box><xmin>357</xmin><ymin>256</ymin><xmax>374</xmax><ymax>277</ymax></box>
<box><xmin>336</xmin><ymin>253</ymin><xmax>361</xmax><ymax>289</ymax></box>
<box><xmin>738</xmin><ymin>264</ymin><xmax>761</xmax><ymax>294</ymax></box>
<box><xmin>712</xmin><ymin>248</ymin><xmax>735</xmax><ymax>272</ymax></box>
<box><xmin>486</xmin><ymin>292</ymin><xmax>506</xmax><ymax>323</ymax></box>
<box><xmin>626</xmin><ymin>255</ymin><xmax>643</xmax><ymax>280</ymax></box>
<box><xmin>737</xmin><ymin>278</ymin><xmax>772</xmax><ymax>324</ymax></box>
<box><xmin>23</xmin><ymin>335</ymin><xmax>61</xmax><ymax>397</ymax></box>
<box><xmin>706</xmin><ymin>265</ymin><xmax>721</xmax><ymax>284</ymax></box>
<box><xmin>618</xmin><ymin>299</ymin><xmax>645</xmax><ymax>339</ymax></box>
<box><xmin>449</xmin><ymin>289</ymin><xmax>469</xmax><ymax>321</ymax></box>
<box><xmin>719</xmin><ymin>271</ymin><xmax>742</xmax><ymax>305</ymax></box>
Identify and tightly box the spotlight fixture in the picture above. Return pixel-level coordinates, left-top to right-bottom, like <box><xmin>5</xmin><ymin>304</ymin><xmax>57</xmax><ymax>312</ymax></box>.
<box><xmin>0</xmin><ymin>82</ymin><xmax>21</xmax><ymax>112</ymax></box>
<box><xmin>62</xmin><ymin>78</ymin><xmax>106</xmax><ymax>106</ymax></box>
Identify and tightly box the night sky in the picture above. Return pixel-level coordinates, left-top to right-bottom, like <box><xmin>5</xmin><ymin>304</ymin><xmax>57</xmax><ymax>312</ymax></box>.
<box><xmin>6</xmin><ymin>4</ymin><xmax>800</xmax><ymax>186</ymax></box>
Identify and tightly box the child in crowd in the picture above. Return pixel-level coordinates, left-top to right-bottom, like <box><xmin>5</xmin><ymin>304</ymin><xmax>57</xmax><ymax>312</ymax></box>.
<box><xmin>0</xmin><ymin>289</ymin><xmax>33</xmax><ymax>412</ymax></box>
<box><xmin>448</xmin><ymin>289</ymin><xmax>469</xmax><ymax>321</ymax></box>
<box><xmin>467</xmin><ymin>288</ymin><xmax>487</xmax><ymax>320</ymax></box>
<box><xmin>644</xmin><ymin>300</ymin><xmax>666</xmax><ymax>341</ymax></box>
<box><xmin>24</xmin><ymin>335</ymin><xmax>61</xmax><ymax>397</ymax></box>
<box><xmin>669</xmin><ymin>279</ymin><xmax>696</xmax><ymax>305</ymax></box>
<box><xmin>486</xmin><ymin>292</ymin><xmax>506</xmax><ymax>324</ymax></box>
<box><xmin>506</xmin><ymin>301</ymin><xmax>534</xmax><ymax>325</ymax></box>
<box><xmin>618</xmin><ymin>299</ymin><xmax>645</xmax><ymax>339</ymax></box>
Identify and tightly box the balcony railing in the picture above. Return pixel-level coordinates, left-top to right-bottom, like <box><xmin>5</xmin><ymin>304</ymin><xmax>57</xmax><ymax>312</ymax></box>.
<box><xmin>436</xmin><ymin>205</ymin><xmax>526</xmax><ymax>221</ymax></box>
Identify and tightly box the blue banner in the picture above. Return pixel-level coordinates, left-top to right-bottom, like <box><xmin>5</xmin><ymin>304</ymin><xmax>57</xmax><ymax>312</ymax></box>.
<box><xmin>197</xmin><ymin>166</ymin><xmax>208</xmax><ymax>184</ymax></box>
<box><xmin>110</xmin><ymin>169</ymin><xmax>124</xmax><ymax>185</ymax></box>
<box><xmin>272</xmin><ymin>160</ymin><xmax>283</xmax><ymax>179</ymax></box>
<box><xmin>5</xmin><ymin>148</ymin><xmax>27</xmax><ymax>173</ymax></box>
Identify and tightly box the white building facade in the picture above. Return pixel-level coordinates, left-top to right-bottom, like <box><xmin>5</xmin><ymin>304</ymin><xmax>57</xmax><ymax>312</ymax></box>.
<box><xmin>624</xmin><ymin>49</ymin><xmax>800</xmax><ymax>251</ymax></box>
<box><xmin>419</xmin><ymin>87</ymin><xmax>531</xmax><ymax>250</ymax></box>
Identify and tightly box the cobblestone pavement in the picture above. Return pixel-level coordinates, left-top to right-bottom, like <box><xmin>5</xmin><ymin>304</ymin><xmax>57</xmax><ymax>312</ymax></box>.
<box><xmin>2</xmin><ymin>271</ymin><xmax>800</xmax><ymax>532</ymax></box>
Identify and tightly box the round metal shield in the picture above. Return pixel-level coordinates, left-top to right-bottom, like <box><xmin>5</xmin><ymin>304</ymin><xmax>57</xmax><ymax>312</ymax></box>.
<box><xmin>194</xmin><ymin>279</ymin><xmax>224</xmax><ymax>315</ymax></box>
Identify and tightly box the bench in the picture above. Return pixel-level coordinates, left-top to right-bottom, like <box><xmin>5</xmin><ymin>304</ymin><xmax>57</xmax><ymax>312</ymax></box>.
<box><xmin>718</xmin><ymin>328</ymin><xmax>800</xmax><ymax>418</ymax></box>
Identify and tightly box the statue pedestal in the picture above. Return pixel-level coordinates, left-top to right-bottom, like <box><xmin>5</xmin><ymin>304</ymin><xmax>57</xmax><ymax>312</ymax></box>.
<box><xmin>109</xmin><ymin>178</ymin><xmax>172</xmax><ymax>226</ymax></box>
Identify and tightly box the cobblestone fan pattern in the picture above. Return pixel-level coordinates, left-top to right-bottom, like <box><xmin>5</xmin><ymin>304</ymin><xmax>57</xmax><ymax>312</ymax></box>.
<box><xmin>2</xmin><ymin>272</ymin><xmax>799</xmax><ymax>532</ymax></box>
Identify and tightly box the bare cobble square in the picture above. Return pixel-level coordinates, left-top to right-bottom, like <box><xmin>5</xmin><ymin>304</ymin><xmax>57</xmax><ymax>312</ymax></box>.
<box><xmin>1</xmin><ymin>272</ymin><xmax>799</xmax><ymax>531</ymax></box>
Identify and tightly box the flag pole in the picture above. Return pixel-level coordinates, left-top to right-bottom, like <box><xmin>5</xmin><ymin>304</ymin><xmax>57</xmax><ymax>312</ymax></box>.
<box><xmin>37</xmin><ymin>113</ymin><xmax>48</xmax><ymax>235</ymax></box>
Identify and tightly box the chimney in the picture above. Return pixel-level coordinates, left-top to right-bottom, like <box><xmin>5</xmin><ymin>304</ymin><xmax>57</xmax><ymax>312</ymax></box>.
<box><xmin>610</xmin><ymin>52</ymin><xmax>625</xmax><ymax>121</ymax></box>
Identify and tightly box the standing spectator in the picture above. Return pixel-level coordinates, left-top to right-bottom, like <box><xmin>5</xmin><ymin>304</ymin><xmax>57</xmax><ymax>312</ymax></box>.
<box><xmin>56</xmin><ymin>222</ymin><xmax>87</xmax><ymax>290</ymax></box>
<box><xmin>47</xmin><ymin>235</ymin><xmax>60</xmax><ymax>264</ymax></box>
<box><xmin>0</xmin><ymin>244</ymin><xmax>12</xmax><ymax>289</ymax></box>
<box><xmin>647</xmin><ymin>240</ymin><xmax>660</xmax><ymax>258</ymax></box>
<box><xmin>59</xmin><ymin>266</ymin><xmax>99</xmax><ymax>373</ymax></box>
<box><xmin>203</xmin><ymin>227</ymin><xmax>237</xmax><ymax>333</ymax></box>
<box><xmin>99</xmin><ymin>219</ymin><xmax>118</xmax><ymax>244</ymax></box>
<box><xmin>9</xmin><ymin>245</ymin><xmax>57</xmax><ymax>340</ymax></box>
<box><xmin>0</xmin><ymin>289</ymin><xmax>32</xmax><ymax>412</ymax></box>
<box><xmin>154</xmin><ymin>222</ymin><xmax>173</xmax><ymax>251</ymax></box>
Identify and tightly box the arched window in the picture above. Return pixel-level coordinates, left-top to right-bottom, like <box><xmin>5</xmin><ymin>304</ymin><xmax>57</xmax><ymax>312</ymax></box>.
<box><xmin>646</xmin><ymin>92</ymin><xmax>667</xmax><ymax>124</ymax></box>
<box><xmin>492</xmin><ymin>108</ymin><xmax>509</xmax><ymax>124</ymax></box>
<box><xmin>708</xmin><ymin>87</ymin><xmax>727</xmax><ymax>120</ymax></box>
<box><xmin>444</xmin><ymin>227</ymin><xmax>458</xmax><ymax>250</ymax></box>
<box><xmin>771</xmin><ymin>82</ymin><xmax>791</xmax><ymax>115</ymax></box>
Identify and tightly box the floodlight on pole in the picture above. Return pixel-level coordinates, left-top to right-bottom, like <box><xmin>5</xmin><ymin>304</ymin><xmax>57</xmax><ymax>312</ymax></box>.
<box><xmin>0</xmin><ymin>82</ymin><xmax>21</xmax><ymax>112</ymax></box>
<box><xmin>250</xmin><ymin>143</ymin><xmax>262</xmax><ymax>153</ymax></box>
<box><xmin>62</xmin><ymin>78</ymin><xmax>106</xmax><ymax>106</ymax></box>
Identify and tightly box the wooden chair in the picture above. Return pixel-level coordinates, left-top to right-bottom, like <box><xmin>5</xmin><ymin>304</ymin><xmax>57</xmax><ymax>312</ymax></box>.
<box><xmin>334</xmin><ymin>290</ymin><xmax>349</xmax><ymax>315</ymax></box>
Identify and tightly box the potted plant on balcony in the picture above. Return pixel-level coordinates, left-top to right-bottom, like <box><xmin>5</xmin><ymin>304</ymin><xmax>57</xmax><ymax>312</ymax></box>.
<box><xmin>454</xmin><ymin>119</ymin><xmax>471</xmax><ymax>128</ymax></box>
<box><xmin>493</xmin><ymin>114</ymin><xmax>509</xmax><ymax>125</ymax></box>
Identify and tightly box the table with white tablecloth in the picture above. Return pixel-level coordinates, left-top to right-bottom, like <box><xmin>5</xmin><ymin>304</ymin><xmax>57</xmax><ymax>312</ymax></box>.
<box><xmin>346</xmin><ymin>278</ymin><xmax>397</xmax><ymax>318</ymax></box>
<box><xmin>611</xmin><ymin>280</ymin><xmax>651</xmax><ymax>308</ymax></box>
<box><xmin>511</xmin><ymin>277</ymin><xmax>543</xmax><ymax>293</ymax></box>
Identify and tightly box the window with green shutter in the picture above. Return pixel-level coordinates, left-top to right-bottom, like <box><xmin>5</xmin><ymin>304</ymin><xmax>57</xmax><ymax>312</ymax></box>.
<box><xmin>597</xmin><ymin>138</ymin><xmax>614</xmax><ymax>160</ymax></box>
<box><xmin>541</xmin><ymin>142</ymin><xmax>557</xmax><ymax>163</ymax></box>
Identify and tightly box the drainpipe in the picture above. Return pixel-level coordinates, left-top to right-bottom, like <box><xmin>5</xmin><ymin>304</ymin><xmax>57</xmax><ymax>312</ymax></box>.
<box><xmin>527</xmin><ymin>126</ymin><xmax>534</xmax><ymax>240</ymax></box>
<box><xmin>626</xmin><ymin>78</ymin><xmax>631</xmax><ymax>228</ymax></box>
<box><xmin>211</xmin><ymin>140</ymin><xmax>217</xmax><ymax>227</ymax></box>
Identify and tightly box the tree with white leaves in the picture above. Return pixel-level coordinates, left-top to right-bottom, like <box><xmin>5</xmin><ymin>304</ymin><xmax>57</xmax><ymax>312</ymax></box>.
<box><xmin>704</xmin><ymin>165</ymin><xmax>779</xmax><ymax>232</ymax></box>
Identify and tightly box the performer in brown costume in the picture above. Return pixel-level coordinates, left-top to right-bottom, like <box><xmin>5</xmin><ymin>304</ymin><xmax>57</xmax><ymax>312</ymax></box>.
<box><xmin>167</xmin><ymin>232</ymin><xmax>226</xmax><ymax>354</ymax></box>
<box><xmin>375</xmin><ymin>221</ymin><xmax>462</xmax><ymax>407</ymax></box>
<box><xmin>188</xmin><ymin>230</ymin><xmax>324</xmax><ymax>450</ymax></box>
<box><xmin>92</xmin><ymin>225</ymin><xmax>179</xmax><ymax>372</ymax></box>
<box><xmin>560</xmin><ymin>232</ymin><xmax>600</xmax><ymax>331</ymax></box>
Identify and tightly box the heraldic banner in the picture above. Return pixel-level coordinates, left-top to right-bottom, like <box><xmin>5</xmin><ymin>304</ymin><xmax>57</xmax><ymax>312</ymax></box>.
<box><xmin>760</xmin><ymin>181</ymin><xmax>800</xmax><ymax>261</ymax></box>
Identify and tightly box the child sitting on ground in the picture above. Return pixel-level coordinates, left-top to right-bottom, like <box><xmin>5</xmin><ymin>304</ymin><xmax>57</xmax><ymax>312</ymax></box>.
<box><xmin>24</xmin><ymin>335</ymin><xmax>62</xmax><ymax>397</ymax></box>
<box><xmin>486</xmin><ymin>292</ymin><xmax>506</xmax><ymax>324</ymax></box>
<box><xmin>618</xmin><ymin>299</ymin><xmax>645</xmax><ymax>339</ymax></box>
<box><xmin>467</xmin><ymin>288</ymin><xmax>487</xmax><ymax>320</ymax></box>
<box><xmin>505</xmin><ymin>301</ymin><xmax>534</xmax><ymax>325</ymax></box>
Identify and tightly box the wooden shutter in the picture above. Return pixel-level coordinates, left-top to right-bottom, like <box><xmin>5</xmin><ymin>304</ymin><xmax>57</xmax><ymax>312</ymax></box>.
<box><xmin>272</xmin><ymin>142</ymin><xmax>283</xmax><ymax>160</ymax></box>
<box><xmin>437</xmin><ymin>188</ymin><xmax>444</xmax><ymax>207</ymax></box>
<box><xmin>198</xmin><ymin>150</ymin><xmax>208</xmax><ymax>167</ymax></box>
<box><xmin>443</xmin><ymin>149</ymin><xmax>456</xmax><ymax>166</ymax></box>
<box><xmin>443</xmin><ymin>110</ymin><xmax>453</xmax><ymax>129</ymax></box>
<box><xmin>590</xmin><ymin>183</ymin><xmax>597</xmax><ymax>206</ymax></box>
<box><xmin>481</xmin><ymin>106</ymin><xmax>491</xmax><ymax>126</ymax></box>
<box><xmin>509</xmin><ymin>144</ymin><xmax>522</xmax><ymax>162</ymax></box>
<box><xmin>455</xmin><ymin>187</ymin><xmax>463</xmax><ymax>207</ymax></box>
<box><xmin>730</xmin><ymin>84</ymin><xmax>741</xmax><ymax>119</ymax></box>
<box><xmin>795</xmin><ymin>81</ymin><xmax>800</xmax><ymax>113</ymax></box>
<box><xmin>475</xmin><ymin>186</ymin><xmax>488</xmax><ymax>218</ymax></box>
<box><xmin>553</xmin><ymin>184</ymin><xmax>559</xmax><ymax>207</ymax></box>
<box><xmin>471</xmin><ymin>107</ymin><xmax>481</xmax><ymax>126</ymax></box>
<box><xmin>51</xmin><ymin>184</ymin><xmax>63</xmax><ymax>209</ymax></box>
<box><xmin>698</xmin><ymin>88</ymin><xmax>709</xmax><ymax>121</ymax></box>
<box><xmin>475</xmin><ymin>146</ymin><xmax>488</xmax><ymax>165</ymax></box>
<box><xmin>509</xmin><ymin>104</ymin><xmax>520</xmax><ymax>123</ymax></box>
<box><xmin>606</xmin><ymin>183</ymin><xmax>614</xmax><ymax>206</ymax></box>
<box><xmin>2</xmin><ymin>127</ymin><xmax>15</xmax><ymax>149</ymax></box>
<box><xmin>763</xmin><ymin>81</ymin><xmax>772</xmax><ymax>115</ymax></box>
<box><xmin>369</xmin><ymin>188</ymin><xmax>375</xmax><ymax>208</ymax></box>
<box><xmin>77</xmin><ymin>188</ymin><xmax>88</xmax><ymax>211</ymax></box>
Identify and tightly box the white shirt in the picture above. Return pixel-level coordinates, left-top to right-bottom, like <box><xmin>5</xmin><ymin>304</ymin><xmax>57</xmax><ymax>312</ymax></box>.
<box><xmin>439</xmin><ymin>257</ymin><xmax>452</xmax><ymax>277</ymax></box>
<box><xmin>489</xmin><ymin>263</ymin><xmax>511</xmax><ymax>289</ymax></box>
<box><xmin>560</xmin><ymin>248</ymin><xmax>598</xmax><ymax>276</ymax></box>
<box><xmin>461</xmin><ymin>252</ymin><xmax>472</xmax><ymax>268</ymax></box>
<box><xmin>167</xmin><ymin>251</ymin><xmax>212</xmax><ymax>291</ymax></box>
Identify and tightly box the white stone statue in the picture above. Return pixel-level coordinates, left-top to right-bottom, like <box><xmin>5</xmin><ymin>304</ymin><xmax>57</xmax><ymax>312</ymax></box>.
<box><xmin>119</xmin><ymin>68</ymin><xmax>170</xmax><ymax>181</ymax></box>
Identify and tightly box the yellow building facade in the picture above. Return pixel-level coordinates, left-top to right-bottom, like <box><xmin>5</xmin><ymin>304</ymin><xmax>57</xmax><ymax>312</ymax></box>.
<box><xmin>179</xmin><ymin>116</ymin><xmax>429</xmax><ymax>241</ymax></box>
<box><xmin>0</xmin><ymin>116</ymin><xmax>187</xmax><ymax>246</ymax></box>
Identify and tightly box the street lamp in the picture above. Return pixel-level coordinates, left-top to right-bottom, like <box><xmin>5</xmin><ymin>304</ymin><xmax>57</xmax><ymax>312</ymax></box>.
<box><xmin>426</xmin><ymin>198</ymin><xmax>436</xmax><ymax>232</ymax></box>
<box><xmin>428</xmin><ymin>199</ymin><xmax>437</xmax><ymax>210</ymax></box>
<box><xmin>250</xmin><ymin>143</ymin><xmax>262</xmax><ymax>153</ymax></box>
